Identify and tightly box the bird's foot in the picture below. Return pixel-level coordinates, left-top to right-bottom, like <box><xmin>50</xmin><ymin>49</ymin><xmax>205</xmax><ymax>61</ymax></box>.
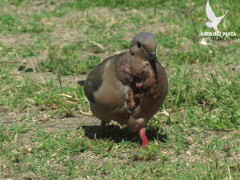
<box><xmin>139</xmin><ymin>128</ymin><xmax>149</xmax><ymax>148</ymax></box>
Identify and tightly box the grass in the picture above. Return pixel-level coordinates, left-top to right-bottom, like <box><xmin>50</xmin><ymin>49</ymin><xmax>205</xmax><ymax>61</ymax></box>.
<box><xmin>0</xmin><ymin>0</ymin><xmax>239</xmax><ymax>179</ymax></box>
<box><xmin>39</xmin><ymin>45</ymin><xmax>102</xmax><ymax>75</ymax></box>
<box><xmin>1</xmin><ymin>125</ymin><xmax>239</xmax><ymax>179</ymax></box>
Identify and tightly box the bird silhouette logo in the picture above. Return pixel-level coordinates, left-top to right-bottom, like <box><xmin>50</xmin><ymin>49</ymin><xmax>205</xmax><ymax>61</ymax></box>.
<box><xmin>205</xmin><ymin>0</ymin><xmax>227</xmax><ymax>33</ymax></box>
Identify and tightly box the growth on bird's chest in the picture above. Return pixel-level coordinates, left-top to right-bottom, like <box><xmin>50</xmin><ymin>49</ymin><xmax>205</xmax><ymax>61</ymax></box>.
<box><xmin>125</xmin><ymin>61</ymin><xmax>156</xmax><ymax>112</ymax></box>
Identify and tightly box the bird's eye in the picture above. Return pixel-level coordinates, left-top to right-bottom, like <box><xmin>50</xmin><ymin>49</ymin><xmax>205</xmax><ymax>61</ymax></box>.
<box><xmin>137</xmin><ymin>42</ymin><xmax>142</xmax><ymax>49</ymax></box>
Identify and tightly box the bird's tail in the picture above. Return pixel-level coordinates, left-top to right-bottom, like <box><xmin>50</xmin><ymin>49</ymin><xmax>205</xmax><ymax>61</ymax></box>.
<box><xmin>78</xmin><ymin>80</ymin><xmax>85</xmax><ymax>86</ymax></box>
<box><xmin>206</xmin><ymin>22</ymin><xmax>212</xmax><ymax>28</ymax></box>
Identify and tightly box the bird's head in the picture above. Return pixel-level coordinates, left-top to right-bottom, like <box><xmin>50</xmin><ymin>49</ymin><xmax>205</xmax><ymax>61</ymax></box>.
<box><xmin>130</xmin><ymin>32</ymin><xmax>158</xmax><ymax>62</ymax></box>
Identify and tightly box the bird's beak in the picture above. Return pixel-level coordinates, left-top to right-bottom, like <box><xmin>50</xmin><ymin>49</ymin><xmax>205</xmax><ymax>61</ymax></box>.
<box><xmin>149</xmin><ymin>52</ymin><xmax>158</xmax><ymax>62</ymax></box>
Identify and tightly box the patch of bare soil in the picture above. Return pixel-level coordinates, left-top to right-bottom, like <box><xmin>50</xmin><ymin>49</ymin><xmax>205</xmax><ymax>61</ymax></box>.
<box><xmin>13</xmin><ymin>70</ymin><xmax>84</xmax><ymax>88</ymax></box>
<box><xmin>0</xmin><ymin>104</ymin><xmax>98</xmax><ymax>130</ymax></box>
<box><xmin>42</xmin><ymin>116</ymin><xmax>99</xmax><ymax>130</ymax></box>
<box><xmin>0</xmin><ymin>34</ymin><xmax>34</xmax><ymax>47</ymax></box>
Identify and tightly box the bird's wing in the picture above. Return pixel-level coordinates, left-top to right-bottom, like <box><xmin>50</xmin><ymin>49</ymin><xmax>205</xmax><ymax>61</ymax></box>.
<box><xmin>84</xmin><ymin>53</ymin><xmax>129</xmax><ymax>105</ymax></box>
<box><xmin>218</xmin><ymin>11</ymin><xmax>228</xmax><ymax>20</ymax></box>
<box><xmin>206</xmin><ymin>0</ymin><xmax>216</xmax><ymax>21</ymax></box>
<box><xmin>84</xmin><ymin>58</ymin><xmax>110</xmax><ymax>102</ymax></box>
<box><xmin>206</xmin><ymin>22</ymin><xmax>213</xmax><ymax>28</ymax></box>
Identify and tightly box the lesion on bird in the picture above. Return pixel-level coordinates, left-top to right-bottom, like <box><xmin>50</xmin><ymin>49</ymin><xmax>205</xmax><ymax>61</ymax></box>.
<box><xmin>127</xmin><ymin>62</ymin><xmax>154</xmax><ymax>113</ymax></box>
<box><xmin>127</xmin><ymin>88</ymin><xmax>143</xmax><ymax>112</ymax></box>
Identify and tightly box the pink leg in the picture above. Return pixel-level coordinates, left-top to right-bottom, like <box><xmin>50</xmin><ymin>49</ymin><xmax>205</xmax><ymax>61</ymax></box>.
<box><xmin>139</xmin><ymin>128</ymin><xmax>149</xmax><ymax>148</ymax></box>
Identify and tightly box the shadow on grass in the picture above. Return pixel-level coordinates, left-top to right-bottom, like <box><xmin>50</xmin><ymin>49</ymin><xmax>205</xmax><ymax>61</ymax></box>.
<box><xmin>81</xmin><ymin>125</ymin><xmax>167</xmax><ymax>144</ymax></box>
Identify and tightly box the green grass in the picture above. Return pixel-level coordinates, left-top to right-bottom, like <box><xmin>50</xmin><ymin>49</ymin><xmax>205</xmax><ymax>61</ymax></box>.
<box><xmin>0</xmin><ymin>0</ymin><xmax>239</xmax><ymax>179</ymax></box>
<box><xmin>39</xmin><ymin>45</ymin><xmax>102</xmax><ymax>75</ymax></box>
<box><xmin>0</xmin><ymin>125</ymin><xmax>239</xmax><ymax>179</ymax></box>
<box><xmin>0</xmin><ymin>69</ymin><xmax>87</xmax><ymax>118</ymax></box>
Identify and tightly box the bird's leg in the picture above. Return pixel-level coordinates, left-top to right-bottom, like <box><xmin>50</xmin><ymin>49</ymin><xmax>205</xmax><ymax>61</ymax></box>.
<box><xmin>98</xmin><ymin>121</ymin><xmax>106</xmax><ymax>137</ymax></box>
<box><xmin>139</xmin><ymin>128</ymin><xmax>149</xmax><ymax>148</ymax></box>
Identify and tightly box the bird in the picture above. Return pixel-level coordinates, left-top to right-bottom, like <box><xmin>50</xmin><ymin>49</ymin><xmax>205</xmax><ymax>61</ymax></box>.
<box><xmin>205</xmin><ymin>0</ymin><xmax>227</xmax><ymax>33</ymax></box>
<box><xmin>82</xmin><ymin>32</ymin><xmax>168</xmax><ymax>148</ymax></box>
